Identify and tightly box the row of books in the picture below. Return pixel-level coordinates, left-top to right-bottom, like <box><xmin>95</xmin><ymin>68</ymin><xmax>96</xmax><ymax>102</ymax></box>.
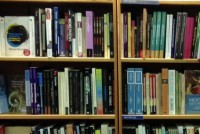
<box><xmin>0</xmin><ymin>8</ymin><xmax>114</xmax><ymax>58</ymax></box>
<box><xmin>123</xmin><ymin>68</ymin><xmax>200</xmax><ymax>115</ymax></box>
<box><xmin>24</xmin><ymin>67</ymin><xmax>114</xmax><ymax>115</ymax></box>
<box><xmin>123</xmin><ymin>124</ymin><xmax>199</xmax><ymax>134</ymax></box>
<box><xmin>121</xmin><ymin>9</ymin><xmax>200</xmax><ymax>59</ymax></box>
<box><xmin>0</xmin><ymin>123</ymin><xmax>114</xmax><ymax>134</ymax></box>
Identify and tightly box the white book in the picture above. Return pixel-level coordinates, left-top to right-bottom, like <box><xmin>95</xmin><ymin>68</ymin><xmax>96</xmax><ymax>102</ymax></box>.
<box><xmin>4</xmin><ymin>16</ymin><xmax>35</xmax><ymax>57</ymax></box>
<box><xmin>0</xmin><ymin>17</ymin><xmax>5</xmax><ymax>56</ymax></box>
<box><xmin>64</xmin><ymin>67</ymin><xmax>71</xmax><ymax>115</ymax></box>
<box><xmin>101</xmin><ymin>123</ymin><xmax>109</xmax><ymax>134</ymax></box>
<box><xmin>168</xmin><ymin>14</ymin><xmax>173</xmax><ymax>58</ymax></box>
<box><xmin>45</xmin><ymin>8</ymin><xmax>53</xmax><ymax>57</ymax></box>
<box><xmin>58</xmin><ymin>72</ymin><xmax>65</xmax><ymax>115</ymax></box>
<box><xmin>72</xmin><ymin>38</ymin><xmax>77</xmax><ymax>57</ymax></box>
<box><xmin>168</xmin><ymin>69</ymin><xmax>176</xmax><ymax>115</ymax></box>
<box><xmin>165</xmin><ymin>14</ymin><xmax>170</xmax><ymax>59</ymax></box>
<box><xmin>75</xmin><ymin>12</ymin><xmax>83</xmax><ymax>57</ymax></box>
<box><xmin>92</xmin><ymin>68</ymin><xmax>97</xmax><ymax>114</ymax></box>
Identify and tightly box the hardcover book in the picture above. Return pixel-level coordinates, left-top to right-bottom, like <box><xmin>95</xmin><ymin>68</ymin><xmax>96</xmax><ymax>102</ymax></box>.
<box><xmin>185</xmin><ymin>70</ymin><xmax>200</xmax><ymax>114</ymax></box>
<box><xmin>4</xmin><ymin>16</ymin><xmax>35</xmax><ymax>57</ymax></box>
<box><xmin>6</xmin><ymin>75</ymin><xmax>26</xmax><ymax>113</ymax></box>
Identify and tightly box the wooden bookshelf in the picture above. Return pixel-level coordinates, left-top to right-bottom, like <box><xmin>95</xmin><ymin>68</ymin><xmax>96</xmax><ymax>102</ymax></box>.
<box><xmin>159</xmin><ymin>0</ymin><xmax>200</xmax><ymax>5</ymax></box>
<box><xmin>0</xmin><ymin>114</ymin><xmax>115</xmax><ymax>120</ymax></box>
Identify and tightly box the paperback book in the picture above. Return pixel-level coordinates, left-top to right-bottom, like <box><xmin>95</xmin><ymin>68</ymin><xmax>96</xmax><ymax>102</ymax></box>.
<box><xmin>0</xmin><ymin>75</ymin><xmax>9</xmax><ymax>114</ymax></box>
<box><xmin>4</xmin><ymin>16</ymin><xmax>35</xmax><ymax>57</ymax></box>
<box><xmin>185</xmin><ymin>70</ymin><xmax>200</xmax><ymax>114</ymax></box>
<box><xmin>6</xmin><ymin>75</ymin><xmax>26</xmax><ymax>113</ymax></box>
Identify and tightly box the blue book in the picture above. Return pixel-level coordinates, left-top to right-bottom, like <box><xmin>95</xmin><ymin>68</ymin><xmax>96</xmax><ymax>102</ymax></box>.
<box><xmin>25</xmin><ymin>70</ymin><xmax>31</xmax><ymax>114</ymax></box>
<box><xmin>0</xmin><ymin>75</ymin><xmax>9</xmax><ymax>114</ymax></box>
<box><xmin>135</xmin><ymin>68</ymin><xmax>143</xmax><ymax>115</ymax></box>
<box><xmin>127</xmin><ymin>68</ymin><xmax>135</xmax><ymax>114</ymax></box>
<box><xmin>53</xmin><ymin>7</ymin><xmax>59</xmax><ymax>57</ymax></box>
<box><xmin>59</xmin><ymin>19</ymin><xmax>66</xmax><ymax>56</ymax></box>
<box><xmin>37</xmin><ymin>72</ymin><xmax>43</xmax><ymax>114</ymax></box>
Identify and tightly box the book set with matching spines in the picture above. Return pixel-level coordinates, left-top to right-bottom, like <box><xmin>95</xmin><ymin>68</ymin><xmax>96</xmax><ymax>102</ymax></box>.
<box><xmin>121</xmin><ymin>8</ymin><xmax>200</xmax><ymax>59</ymax></box>
<box><xmin>0</xmin><ymin>7</ymin><xmax>114</xmax><ymax>58</ymax></box>
<box><xmin>123</xmin><ymin>68</ymin><xmax>200</xmax><ymax>115</ymax></box>
<box><xmin>24</xmin><ymin>67</ymin><xmax>115</xmax><ymax>115</ymax></box>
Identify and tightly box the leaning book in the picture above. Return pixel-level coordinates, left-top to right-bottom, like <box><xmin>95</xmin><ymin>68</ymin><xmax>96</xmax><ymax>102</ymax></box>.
<box><xmin>4</xmin><ymin>16</ymin><xmax>35</xmax><ymax>57</ymax></box>
<box><xmin>0</xmin><ymin>75</ymin><xmax>9</xmax><ymax>114</ymax></box>
<box><xmin>185</xmin><ymin>70</ymin><xmax>200</xmax><ymax>114</ymax></box>
<box><xmin>6</xmin><ymin>75</ymin><xmax>26</xmax><ymax>113</ymax></box>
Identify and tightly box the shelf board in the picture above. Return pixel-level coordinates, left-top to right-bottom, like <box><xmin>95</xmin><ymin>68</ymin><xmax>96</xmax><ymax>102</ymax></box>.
<box><xmin>0</xmin><ymin>57</ymin><xmax>114</xmax><ymax>62</ymax></box>
<box><xmin>0</xmin><ymin>114</ymin><xmax>115</xmax><ymax>120</ymax></box>
<box><xmin>159</xmin><ymin>0</ymin><xmax>200</xmax><ymax>5</ymax></box>
<box><xmin>122</xmin><ymin>115</ymin><xmax>200</xmax><ymax>120</ymax></box>
<box><xmin>121</xmin><ymin>58</ymin><xmax>200</xmax><ymax>63</ymax></box>
<box><xmin>0</xmin><ymin>0</ymin><xmax>113</xmax><ymax>3</ymax></box>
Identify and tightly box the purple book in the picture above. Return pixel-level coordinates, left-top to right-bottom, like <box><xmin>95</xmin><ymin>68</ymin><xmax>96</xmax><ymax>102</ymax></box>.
<box><xmin>86</xmin><ymin>11</ymin><xmax>94</xmax><ymax>57</ymax></box>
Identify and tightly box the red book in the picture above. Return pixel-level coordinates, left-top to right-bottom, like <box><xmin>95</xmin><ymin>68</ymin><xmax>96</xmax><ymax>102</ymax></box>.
<box><xmin>187</xmin><ymin>17</ymin><xmax>195</xmax><ymax>58</ymax></box>
<box><xmin>183</xmin><ymin>17</ymin><xmax>190</xmax><ymax>59</ymax></box>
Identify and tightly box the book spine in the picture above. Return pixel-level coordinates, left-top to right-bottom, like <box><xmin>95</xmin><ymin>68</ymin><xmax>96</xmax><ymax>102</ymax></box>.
<box><xmin>142</xmin><ymin>8</ymin><xmax>147</xmax><ymax>59</ymax></box>
<box><xmin>108</xmin><ymin>70</ymin><xmax>114</xmax><ymax>114</ymax></box>
<box><xmin>135</xmin><ymin>68</ymin><xmax>143</xmax><ymax>115</ymax></box>
<box><xmin>53</xmin><ymin>7</ymin><xmax>59</xmax><ymax>57</ymax></box>
<box><xmin>35</xmin><ymin>10</ymin><xmax>40</xmax><ymax>56</ymax></box>
<box><xmin>37</xmin><ymin>72</ymin><xmax>43</xmax><ymax>114</ymax></box>
<box><xmin>168</xmin><ymin>70</ymin><xmax>175</xmax><ymax>115</ymax></box>
<box><xmin>41</xmin><ymin>13</ymin><xmax>47</xmax><ymax>57</ymax></box>
<box><xmin>49</xmin><ymin>69</ymin><xmax>55</xmax><ymax>114</ymax></box>
<box><xmin>161</xmin><ymin>68</ymin><xmax>169</xmax><ymax>114</ymax></box>
<box><xmin>159</xmin><ymin>12</ymin><xmax>166</xmax><ymax>58</ymax></box>
<box><xmin>151</xmin><ymin>12</ymin><xmax>157</xmax><ymax>58</ymax></box>
<box><xmin>102</xmin><ymin>69</ymin><xmax>108</xmax><ymax>114</ymax></box>
<box><xmin>25</xmin><ymin>70</ymin><xmax>31</xmax><ymax>114</ymax></box>
<box><xmin>79</xmin><ymin>71</ymin><xmax>84</xmax><ymax>114</ymax></box>
<box><xmin>109</xmin><ymin>13</ymin><xmax>114</xmax><ymax>58</ymax></box>
<box><xmin>76</xmin><ymin>12</ymin><xmax>83</xmax><ymax>57</ymax></box>
<box><xmin>86</xmin><ymin>11</ymin><xmax>94</xmax><ymax>57</ymax></box>
<box><xmin>64</xmin><ymin>68</ymin><xmax>70</xmax><ymax>115</ymax></box>
<box><xmin>45</xmin><ymin>8</ymin><xmax>53</xmax><ymax>57</ymax></box>
<box><xmin>84</xmin><ymin>68</ymin><xmax>92</xmax><ymax>114</ymax></box>
<box><xmin>59</xmin><ymin>19</ymin><xmax>66</xmax><ymax>56</ymax></box>
<box><xmin>29</xmin><ymin>17</ymin><xmax>36</xmax><ymax>57</ymax></box>
<box><xmin>155</xmin><ymin>11</ymin><xmax>161</xmax><ymax>58</ymax></box>
<box><xmin>64</xmin><ymin>12</ymin><xmax>69</xmax><ymax>56</ymax></box>
<box><xmin>96</xmin><ymin>68</ymin><xmax>103</xmax><ymax>114</ymax></box>
<box><xmin>92</xmin><ymin>68</ymin><xmax>97</xmax><ymax>114</ymax></box>
<box><xmin>127</xmin><ymin>68</ymin><xmax>135</xmax><ymax>114</ymax></box>
<box><xmin>69</xmin><ymin>70</ymin><xmax>74</xmax><ymax>114</ymax></box>
<box><xmin>188</xmin><ymin>17</ymin><xmax>194</xmax><ymax>58</ymax></box>
<box><xmin>127</xmin><ymin>12</ymin><xmax>131</xmax><ymax>58</ymax></box>
<box><xmin>0</xmin><ymin>17</ymin><xmax>5</xmax><ymax>56</ymax></box>
<box><xmin>123</xmin><ymin>12</ymin><xmax>128</xmax><ymax>58</ymax></box>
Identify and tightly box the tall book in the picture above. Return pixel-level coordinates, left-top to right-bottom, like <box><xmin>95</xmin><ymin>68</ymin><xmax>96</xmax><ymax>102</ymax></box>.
<box><xmin>135</xmin><ymin>68</ymin><xmax>143</xmax><ymax>114</ymax></box>
<box><xmin>168</xmin><ymin>69</ymin><xmax>176</xmax><ymax>115</ymax></box>
<box><xmin>161</xmin><ymin>68</ymin><xmax>169</xmax><ymax>114</ymax></box>
<box><xmin>86</xmin><ymin>11</ymin><xmax>94</xmax><ymax>57</ymax></box>
<box><xmin>53</xmin><ymin>7</ymin><xmax>59</xmax><ymax>57</ymax></box>
<box><xmin>96</xmin><ymin>68</ymin><xmax>103</xmax><ymax>114</ymax></box>
<box><xmin>4</xmin><ymin>16</ymin><xmax>35</xmax><ymax>57</ymax></box>
<box><xmin>45</xmin><ymin>8</ymin><xmax>53</xmax><ymax>57</ymax></box>
<box><xmin>25</xmin><ymin>70</ymin><xmax>31</xmax><ymax>114</ymax></box>
<box><xmin>127</xmin><ymin>68</ymin><xmax>135</xmax><ymax>114</ymax></box>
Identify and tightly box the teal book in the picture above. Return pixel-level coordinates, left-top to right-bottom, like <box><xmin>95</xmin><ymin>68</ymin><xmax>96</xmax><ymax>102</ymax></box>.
<box><xmin>127</xmin><ymin>68</ymin><xmax>135</xmax><ymax>114</ymax></box>
<box><xmin>155</xmin><ymin>11</ymin><xmax>162</xmax><ymax>58</ymax></box>
<box><xmin>150</xmin><ymin>12</ymin><xmax>157</xmax><ymax>58</ymax></box>
<box><xmin>96</xmin><ymin>68</ymin><xmax>103</xmax><ymax>114</ymax></box>
<box><xmin>159</xmin><ymin>12</ymin><xmax>167</xmax><ymax>58</ymax></box>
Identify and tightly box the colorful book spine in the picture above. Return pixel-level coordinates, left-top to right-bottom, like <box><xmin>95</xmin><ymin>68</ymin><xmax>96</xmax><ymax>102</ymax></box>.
<box><xmin>96</xmin><ymin>68</ymin><xmax>103</xmax><ymax>114</ymax></box>
<box><xmin>161</xmin><ymin>68</ymin><xmax>169</xmax><ymax>114</ymax></box>
<box><xmin>37</xmin><ymin>72</ymin><xmax>43</xmax><ymax>114</ymax></box>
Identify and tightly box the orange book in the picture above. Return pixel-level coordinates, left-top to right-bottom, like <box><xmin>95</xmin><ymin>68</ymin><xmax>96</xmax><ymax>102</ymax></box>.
<box><xmin>161</xmin><ymin>68</ymin><xmax>169</xmax><ymax>114</ymax></box>
<box><xmin>142</xmin><ymin>8</ymin><xmax>147</xmax><ymax>59</ymax></box>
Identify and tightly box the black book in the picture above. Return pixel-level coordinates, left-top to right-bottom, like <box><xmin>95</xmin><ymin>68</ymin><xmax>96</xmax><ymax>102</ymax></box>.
<box><xmin>69</xmin><ymin>70</ymin><xmax>74</xmax><ymax>114</ymax></box>
<box><xmin>122</xmin><ymin>69</ymin><xmax>127</xmax><ymax>114</ymax></box>
<box><xmin>84</xmin><ymin>68</ymin><xmax>92</xmax><ymax>114</ymax></box>
<box><xmin>108</xmin><ymin>70</ymin><xmax>114</xmax><ymax>114</ymax></box>
<box><xmin>102</xmin><ymin>68</ymin><xmax>109</xmax><ymax>114</ymax></box>
<box><xmin>109</xmin><ymin>13</ymin><xmax>114</xmax><ymax>58</ymax></box>
<box><xmin>74</xmin><ymin>70</ymin><xmax>80</xmax><ymax>114</ymax></box>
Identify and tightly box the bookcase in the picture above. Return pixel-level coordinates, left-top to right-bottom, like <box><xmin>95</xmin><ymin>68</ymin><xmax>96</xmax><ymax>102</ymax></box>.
<box><xmin>117</xmin><ymin>0</ymin><xmax>200</xmax><ymax>133</ymax></box>
<box><xmin>0</xmin><ymin>0</ymin><xmax>118</xmax><ymax>133</ymax></box>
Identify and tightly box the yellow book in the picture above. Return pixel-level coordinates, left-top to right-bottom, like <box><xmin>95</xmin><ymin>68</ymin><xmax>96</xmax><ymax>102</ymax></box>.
<box><xmin>95</xmin><ymin>129</ymin><xmax>101</xmax><ymax>134</ymax></box>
